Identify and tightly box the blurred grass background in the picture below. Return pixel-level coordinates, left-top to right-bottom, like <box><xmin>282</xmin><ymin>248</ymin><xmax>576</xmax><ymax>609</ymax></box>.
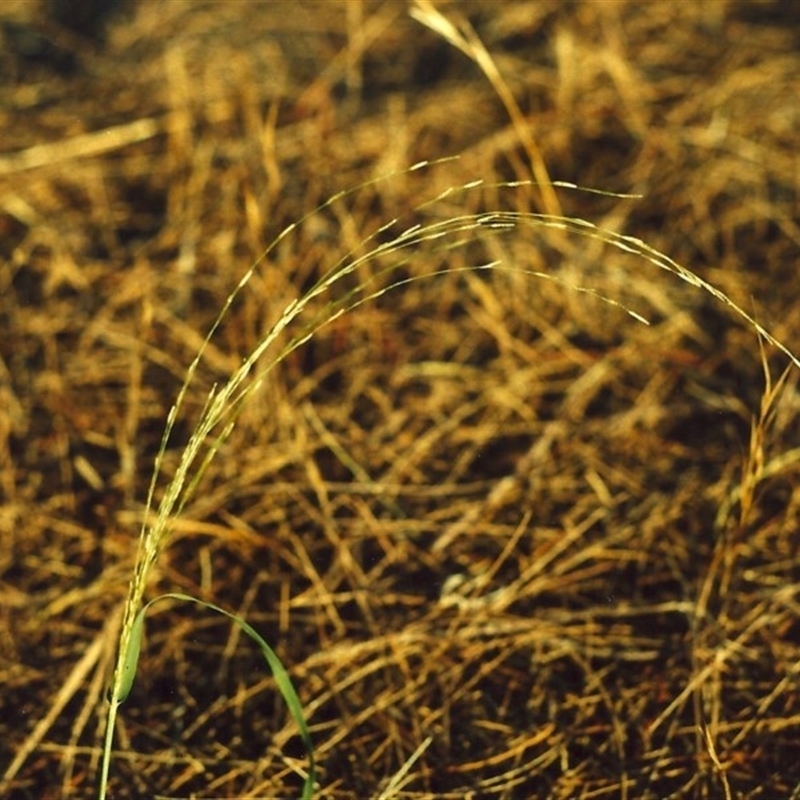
<box><xmin>1</xmin><ymin>1</ymin><xmax>800</xmax><ymax>797</ymax></box>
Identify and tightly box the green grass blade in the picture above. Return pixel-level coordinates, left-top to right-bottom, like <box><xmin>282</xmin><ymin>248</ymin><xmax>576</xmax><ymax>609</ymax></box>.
<box><xmin>117</xmin><ymin>592</ymin><xmax>316</xmax><ymax>798</ymax></box>
<box><xmin>117</xmin><ymin>607</ymin><xmax>145</xmax><ymax>704</ymax></box>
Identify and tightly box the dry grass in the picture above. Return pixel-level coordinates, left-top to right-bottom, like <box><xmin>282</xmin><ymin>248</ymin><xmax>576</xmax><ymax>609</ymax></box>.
<box><xmin>2</xmin><ymin>1</ymin><xmax>800</xmax><ymax>798</ymax></box>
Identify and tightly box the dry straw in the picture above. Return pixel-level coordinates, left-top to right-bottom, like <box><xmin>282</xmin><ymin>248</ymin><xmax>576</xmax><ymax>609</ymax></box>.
<box><xmin>97</xmin><ymin>160</ymin><xmax>800</xmax><ymax>798</ymax></box>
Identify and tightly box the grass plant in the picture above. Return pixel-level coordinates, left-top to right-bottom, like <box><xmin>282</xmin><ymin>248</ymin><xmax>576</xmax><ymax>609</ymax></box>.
<box><xmin>98</xmin><ymin>162</ymin><xmax>800</xmax><ymax>798</ymax></box>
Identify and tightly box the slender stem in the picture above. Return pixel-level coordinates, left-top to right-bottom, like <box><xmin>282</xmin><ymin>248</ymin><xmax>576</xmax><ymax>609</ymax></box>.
<box><xmin>97</xmin><ymin>694</ymin><xmax>118</xmax><ymax>800</ymax></box>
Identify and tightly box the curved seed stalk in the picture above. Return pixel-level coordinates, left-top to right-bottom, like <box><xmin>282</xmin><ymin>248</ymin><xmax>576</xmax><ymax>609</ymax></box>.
<box><xmin>98</xmin><ymin>160</ymin><xmax>799</xmax><ymax>799</ymax></box>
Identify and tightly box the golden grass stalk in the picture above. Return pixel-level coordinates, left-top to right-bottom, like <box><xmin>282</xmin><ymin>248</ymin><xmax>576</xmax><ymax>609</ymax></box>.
<box><xmin>98</xmin><ymin>160</ymin><xmax>800</xmax><ymax>798</ymax></box>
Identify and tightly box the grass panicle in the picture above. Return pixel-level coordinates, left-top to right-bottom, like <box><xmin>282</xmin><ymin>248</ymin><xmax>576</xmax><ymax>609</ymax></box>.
<box><xmin>99</xmin><ymin>161</ymin><xmax>799</xmax><ymax>798</ymax></box>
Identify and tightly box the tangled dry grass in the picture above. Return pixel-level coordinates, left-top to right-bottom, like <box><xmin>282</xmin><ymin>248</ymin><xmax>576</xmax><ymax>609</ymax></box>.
<box><xmin>2</xmin><ymin>1</ymin><xmax>800</xmax><ymax>798</ymax></box>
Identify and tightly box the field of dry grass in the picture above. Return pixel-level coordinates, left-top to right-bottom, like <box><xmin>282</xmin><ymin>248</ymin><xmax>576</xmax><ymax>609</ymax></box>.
<box><xmin>2</xmin><ymin>1</ymin><xmax>800</xmax><ymax>798</ymax></box>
